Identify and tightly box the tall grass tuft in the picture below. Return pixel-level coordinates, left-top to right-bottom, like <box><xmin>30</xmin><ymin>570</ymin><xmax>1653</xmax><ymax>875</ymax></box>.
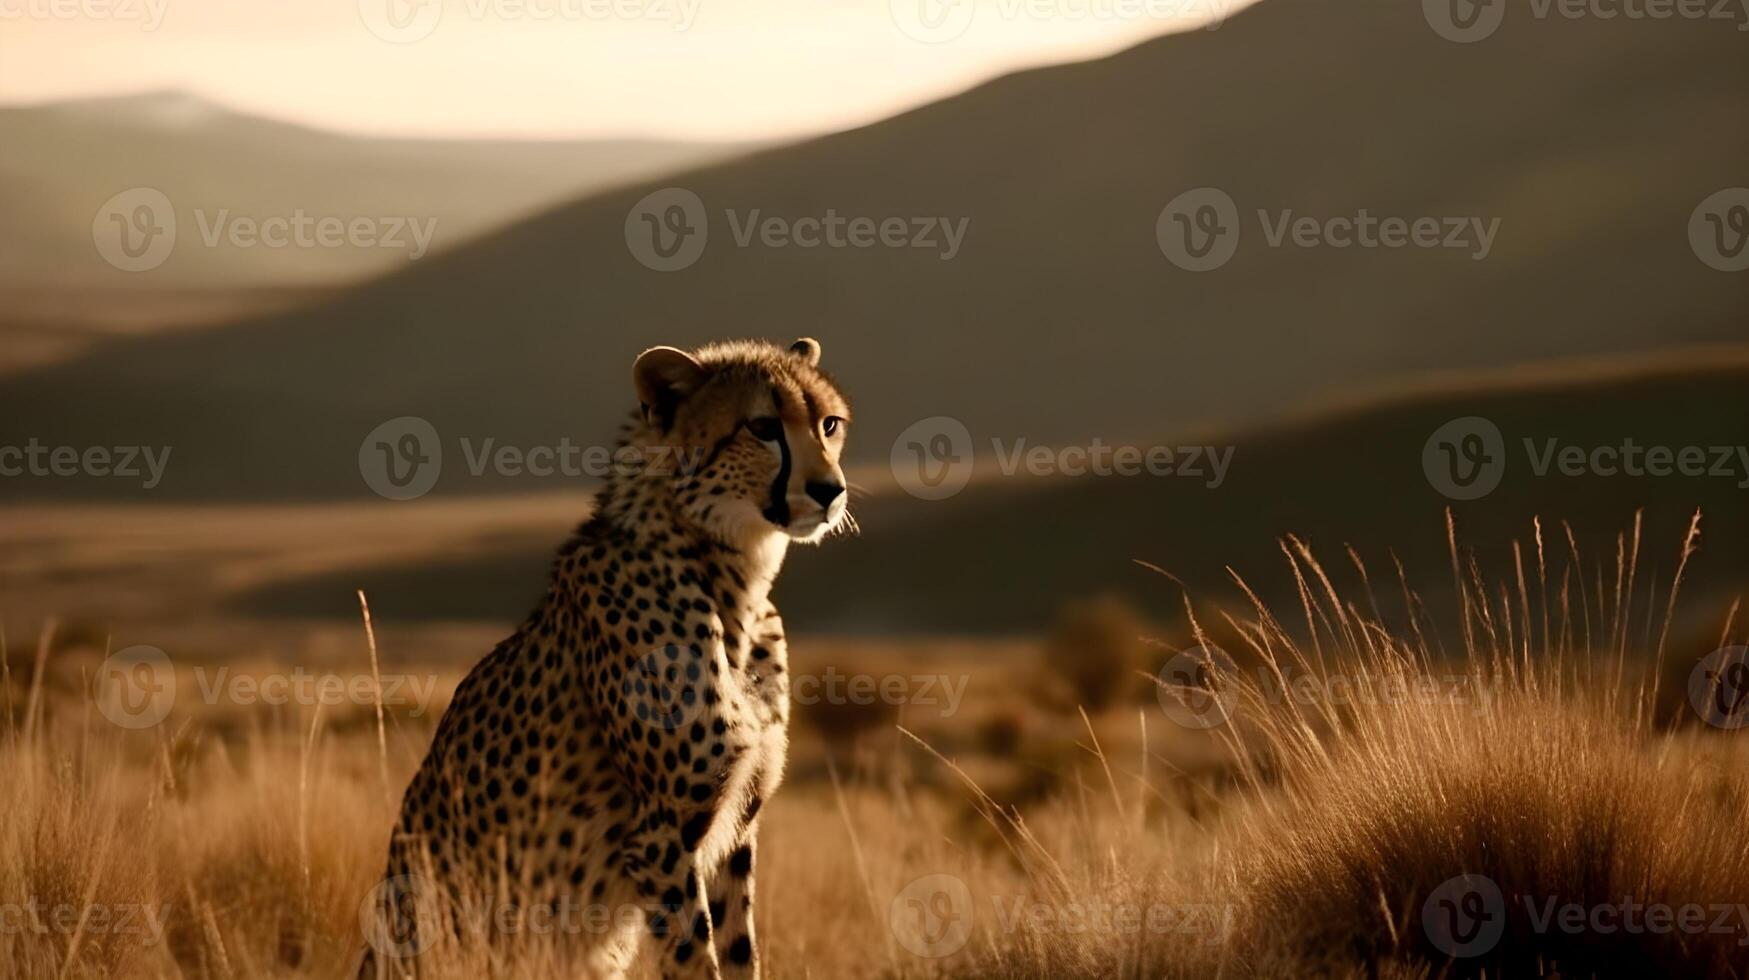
<box><xmin>947</xmin><ymin>513</ymin><xmax>1749</xmax><ymax>978</ymax></box>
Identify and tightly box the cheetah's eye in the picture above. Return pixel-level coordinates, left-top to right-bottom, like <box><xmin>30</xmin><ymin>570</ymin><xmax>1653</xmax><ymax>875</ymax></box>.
<box><xmin>745</xmin><ymin>417</ymin><xmax>783</xmax><ymax>442</ymax></box>
<box><xmin>822</xmin><ymin>416</ymin><xmax>844</xmax><ymax>437</ymax></box>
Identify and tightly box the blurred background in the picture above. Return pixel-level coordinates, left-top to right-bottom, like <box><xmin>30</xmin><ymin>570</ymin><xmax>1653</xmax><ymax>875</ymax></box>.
<box><xmin>1</xmin><ymin>0</ymin><xmax>1746</xmax><ymax>741</ymax></box>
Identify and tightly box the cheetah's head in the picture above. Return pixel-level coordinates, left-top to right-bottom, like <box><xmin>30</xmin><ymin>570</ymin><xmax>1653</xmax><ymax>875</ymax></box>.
<box><xmin>633</xmin><ymin>337</ymin><xmax>851</xmax><ymax>547</ymax></box>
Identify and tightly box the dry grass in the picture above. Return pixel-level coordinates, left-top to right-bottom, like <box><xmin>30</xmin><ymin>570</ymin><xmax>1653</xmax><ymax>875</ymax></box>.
<box><xmin>2</xmin><ymin>516</ymin><xmax>1747</xmax><ymax>979</ymax></box>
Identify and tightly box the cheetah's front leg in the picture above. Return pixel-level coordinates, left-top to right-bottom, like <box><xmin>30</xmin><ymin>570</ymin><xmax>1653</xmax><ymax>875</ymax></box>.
<box><xmin>707</xmin><ymin>608</ymin><xmax>786</xmax><ymax>978</ymax></box>
<box><xmin>623</xmin><ymin>809</ymin><xmax>723</xmax><ymax>980</ymax></box>
<box><xmin>708</xmin><ymin>825</ymin><xmax>760</xmax><ymax>978</ymax></box>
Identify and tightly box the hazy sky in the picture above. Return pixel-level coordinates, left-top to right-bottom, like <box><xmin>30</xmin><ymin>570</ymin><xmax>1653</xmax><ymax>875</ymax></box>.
<box><xmin>0</xmin><ymin>0</ymin><xmax>1249</xmax><ymax>140</ymax></box>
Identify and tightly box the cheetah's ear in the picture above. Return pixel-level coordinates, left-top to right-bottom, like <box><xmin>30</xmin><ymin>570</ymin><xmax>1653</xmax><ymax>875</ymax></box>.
<box><xmin>789</xmin><ymin>337</ymin><xmax>822</xmax><ymax>367</ymax></box>
<box><xmin>633</xmin><ymin>346</ymin><xmax>705</xmax><ymax>429</ymax></box>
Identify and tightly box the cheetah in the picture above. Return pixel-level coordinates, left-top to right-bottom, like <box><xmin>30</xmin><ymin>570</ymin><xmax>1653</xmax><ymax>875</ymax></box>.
<box><xmin>359</xmin><ymin>338</ymin><xmax>851</xmax><ymax>979</ymax></box>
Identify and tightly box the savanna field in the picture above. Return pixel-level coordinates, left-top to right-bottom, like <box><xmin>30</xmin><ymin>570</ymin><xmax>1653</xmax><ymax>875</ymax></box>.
<box><xmin>5</xmin><ymin>0</ymin><xmax>1746</xmax><ymax>976</ymax></box>
<box><xmin>5</xmin><ymin>516</ymin><xmax>1747</xmax><ymax>980</ymax></box>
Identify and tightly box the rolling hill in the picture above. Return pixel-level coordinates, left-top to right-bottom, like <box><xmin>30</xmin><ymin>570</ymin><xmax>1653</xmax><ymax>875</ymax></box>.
<box><xmin>0</xmin><ymin>0</ymin><xmax>1744</xmax><ymax>501</ymax></box>
<box><xmin>0</xmin><ymin>91</ymin><xmax>752</xmax><ymax>292</ymax></box>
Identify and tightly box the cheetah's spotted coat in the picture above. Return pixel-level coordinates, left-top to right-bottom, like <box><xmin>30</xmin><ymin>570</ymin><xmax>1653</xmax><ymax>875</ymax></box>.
<box><xmin>363</xmin><ymin>338</ymin><xmax>851</xmax><ymax>979</ymax></box>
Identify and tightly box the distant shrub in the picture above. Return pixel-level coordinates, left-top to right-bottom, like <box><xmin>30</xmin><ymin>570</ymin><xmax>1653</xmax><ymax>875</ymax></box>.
<box><xmin>1040</xmin><ymin>595</ymin><xmax>1148</xmax><ymax>711</ymax></box>
<box><xmin>973</xmin><ymin>708</ymin><xmax>1025</xmax><ymax>757</ymax></box>
<box><xmin>797</xmin><ymin>685</ymin><xmax>899</xmax><ymax>751</ymax></box>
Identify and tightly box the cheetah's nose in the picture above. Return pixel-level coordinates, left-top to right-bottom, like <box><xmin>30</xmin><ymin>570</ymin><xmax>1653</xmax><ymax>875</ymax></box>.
<box><xmin>805</xmin><ymin>481</ymin><xmax>844</xmax><ymax>508</ymax></box>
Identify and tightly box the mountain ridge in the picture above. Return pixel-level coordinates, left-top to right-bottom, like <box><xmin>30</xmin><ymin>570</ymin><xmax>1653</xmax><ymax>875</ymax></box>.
<box><xmin>0</xmin><ymin>0</ymin><xmax>1742</xmax><ymax>501</ymax></box>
